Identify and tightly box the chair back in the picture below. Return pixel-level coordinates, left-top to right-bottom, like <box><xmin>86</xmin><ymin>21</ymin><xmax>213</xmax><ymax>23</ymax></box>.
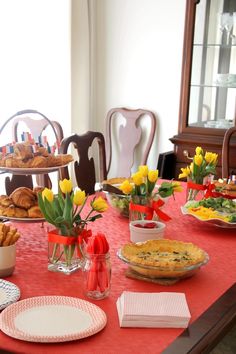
<box><xmin>106</xmin><ymin>107</ymin><xmax>156</xmax><ymax>177</ymax></box>
<box><xmin>222</xmin><ymin>126</ymin><xmax>236</xmax><ymax>178</ymax></box>
<box><xmin>59</xmin><ymin>131</ymin><xmax>107</xmax><ymax>195</ymax></box>
<box><xmin>0</xmin><ymin>109</ymin><xmax>64</xmax><ymax>195</ymax></box>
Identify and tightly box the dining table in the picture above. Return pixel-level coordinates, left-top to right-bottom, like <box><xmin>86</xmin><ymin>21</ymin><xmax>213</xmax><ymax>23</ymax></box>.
<box><xmin>0</xmin><ymin>181</ymin><xmax>236</xmax><ymax>354</ymax></box>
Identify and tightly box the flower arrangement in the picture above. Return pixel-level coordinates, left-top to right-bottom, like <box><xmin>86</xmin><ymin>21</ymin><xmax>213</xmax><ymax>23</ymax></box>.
<box><xmin>38</xmin><ymin>179</ymin><xmax>108</xmax><ymax>236</ymax></box>
<box><xmin>119</xmin><ymin>165</ymin><xmax>182</xmax><ymax>221</ymax></box>
<box><xmin>38</xmin><ymin>179</ymin><xmax>108</xmax><ymax>273</ymax></box>
<box><xmin>178</xmin><ymin>146</ymin><xmax>218</xmax><ymax>201</ymax></box>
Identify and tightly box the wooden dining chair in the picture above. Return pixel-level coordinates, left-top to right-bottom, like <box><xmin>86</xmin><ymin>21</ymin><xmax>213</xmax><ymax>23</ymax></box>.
<box><xmin>105</xmin><ymin>107</ymin><xmax>156</xmax><ymax>177</ymax></box>
<box><xmin>0</xmin><ymin>109</ymin><xmax>64</xmax><ymax>195</ymax></box>
<box><xmin>59</xmin><ymin>131</ymin><xmax>107</xmax><ymax>195</ymax></box>
<box><xmin>222</xmin><ymin>126</ymin><xmax>236</xmax><ymax>179</ymax></box>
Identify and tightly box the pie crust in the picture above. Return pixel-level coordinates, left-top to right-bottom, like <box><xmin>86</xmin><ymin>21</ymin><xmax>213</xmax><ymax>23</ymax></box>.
<box><xmin>102</xmin><ymin>177</ymin><xmax>133</xmax><ymax>185</ymax></box>
<box><xmin>120</xmin><ymin>239</ymin><xmax>208</xmax><ymax>278</ymax></box>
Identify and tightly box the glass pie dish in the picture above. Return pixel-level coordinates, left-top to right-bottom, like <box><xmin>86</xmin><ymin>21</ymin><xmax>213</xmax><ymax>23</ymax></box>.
<box><xmin>117</xmin><ymin>239</ymin><xmax>209</xmax><ymax>283</ymax></box>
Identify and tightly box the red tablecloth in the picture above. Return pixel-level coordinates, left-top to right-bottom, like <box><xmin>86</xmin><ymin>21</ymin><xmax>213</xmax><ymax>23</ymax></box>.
<box><xmin>0</xmin><ymin>184</ymin><xmax>236</xmax><ymax>354</ymax></box>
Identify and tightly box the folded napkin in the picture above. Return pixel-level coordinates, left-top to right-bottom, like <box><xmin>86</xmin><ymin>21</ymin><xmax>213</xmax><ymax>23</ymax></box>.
<box><xmin>116</xmin><ymin>291</ymin><xmax>191</xmax><ymax>328</ymax></box>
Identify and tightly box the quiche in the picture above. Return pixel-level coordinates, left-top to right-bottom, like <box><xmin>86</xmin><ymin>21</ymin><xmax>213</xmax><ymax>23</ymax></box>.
<box><xmin>102</xmin><ymin>177</ymin><xmax>133</xmax><ymax>185</ymax></box>
<box><xmin>120</xmin><ymin>239</ymin><xmax>208</xmax><ymax>278</ymax></box>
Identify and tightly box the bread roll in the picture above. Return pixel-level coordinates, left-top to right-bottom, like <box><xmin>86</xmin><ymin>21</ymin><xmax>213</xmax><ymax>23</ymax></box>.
<box><xmin>214</xmin><ymin>180</ymin><xmax>236</xmax><ymax>197</ymax></box>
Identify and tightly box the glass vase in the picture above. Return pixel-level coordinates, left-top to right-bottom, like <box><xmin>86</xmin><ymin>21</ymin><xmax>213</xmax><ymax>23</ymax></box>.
<box><xmin>83</xmin><ymin>253</ymin><xmax>111</xmax><ymax>300</ymax></box>
<box><xmin>129</xmin><ymin>195</ymin><xmax>153</xmax><ymax>221</ymax></box>
<box><xmin>48</xmin><ymin>230</ymin><xmax>83</xmax><ymax>275</ymax></box>
<box><xmin>186</xmin><ymin>178</ymin><xmax>205</xmax><ymax>202</ymax></box>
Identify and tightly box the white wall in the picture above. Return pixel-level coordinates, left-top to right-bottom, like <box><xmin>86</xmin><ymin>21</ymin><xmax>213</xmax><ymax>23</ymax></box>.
<box><xmin>0</xmin><ymin>0</ymin><xmax>71</xmax><ymax>194</ymax></box>
<box><xmin>93</xmin><ymin>0</ymin><xmax>186</xmax><ymax>170</ymax></box>
<box><xmin>0</xmin><ymin>0</ymin><xmax>71</xmax><ymax>138</ymax></box>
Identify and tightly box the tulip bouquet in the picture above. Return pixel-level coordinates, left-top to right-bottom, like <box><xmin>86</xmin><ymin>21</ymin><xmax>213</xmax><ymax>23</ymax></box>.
<box><xmin>119</xmin><ymin>165</ymin><xmax>182</xmax><ymax>221</ymax></box>
<box><xmin>179</xmin><ymin>146</ymin><xmax>218</xmax><ymax>201</ymax></box>
<box><xmin>38</xmin><ymin>179</ymin><xmax>108</xmax><ymax>274</ymax></box>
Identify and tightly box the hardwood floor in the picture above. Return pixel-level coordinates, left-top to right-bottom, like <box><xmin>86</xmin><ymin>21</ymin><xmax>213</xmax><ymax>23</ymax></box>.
<box><xmin>210</xmin><ymin>324</ymin><xmax>236</xmax><ymax>354</ymax></box>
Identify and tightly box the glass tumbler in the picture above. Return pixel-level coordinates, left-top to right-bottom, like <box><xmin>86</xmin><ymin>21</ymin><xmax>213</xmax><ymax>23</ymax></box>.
<box><xmin>83</xmin><ymin>253</ymin><xmax>111</xmax><ymax>300</ymax></box>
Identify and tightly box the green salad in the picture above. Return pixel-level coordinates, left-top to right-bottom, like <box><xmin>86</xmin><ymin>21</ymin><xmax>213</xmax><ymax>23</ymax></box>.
<box><xmin>187</xmin><ymin>197</ymin><xmax>236</xmax><ymax>223</ymax></box>
<box><xmin>187</xmin><ymin>197</ymin><xmax>236</xmax><ymax>222</ymax></box>
<box><xmin>110</xmin><ymin>195</ymin><xmax>130</xmax><ymax>217</ymax></box>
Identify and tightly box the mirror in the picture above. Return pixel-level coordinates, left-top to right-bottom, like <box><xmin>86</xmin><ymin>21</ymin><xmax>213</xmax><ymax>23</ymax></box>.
<box><xmin>188</xmin><ymin>0</ymin><xmax>236</xmax><ymax>129</ymax></box>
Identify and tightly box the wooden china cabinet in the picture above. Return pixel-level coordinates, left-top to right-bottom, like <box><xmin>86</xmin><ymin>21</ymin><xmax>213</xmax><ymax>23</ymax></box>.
<box><xmin>169</xmin><ymin>0</ymin><xmax>236</xmax><ymax>179</ymax></box>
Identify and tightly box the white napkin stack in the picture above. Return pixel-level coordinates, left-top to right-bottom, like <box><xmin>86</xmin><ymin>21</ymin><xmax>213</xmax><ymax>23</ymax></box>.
<box><xmin>116</xmin><ymin>291</ymin><xmax>191</xmax><ymax>328</ymax></box>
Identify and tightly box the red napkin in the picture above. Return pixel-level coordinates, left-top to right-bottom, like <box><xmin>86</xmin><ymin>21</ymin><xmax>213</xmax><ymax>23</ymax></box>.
<box><xmin>86</xmin><ymin>233</ymin><xmax>110</xmax><ymax>292</ymax></box>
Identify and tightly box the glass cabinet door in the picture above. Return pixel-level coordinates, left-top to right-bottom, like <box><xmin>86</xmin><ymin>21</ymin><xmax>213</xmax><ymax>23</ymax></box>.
<box><xmin>189</xmin><ymin>0</ymin><xmax>236</xmax><ymax>129</ymax></box>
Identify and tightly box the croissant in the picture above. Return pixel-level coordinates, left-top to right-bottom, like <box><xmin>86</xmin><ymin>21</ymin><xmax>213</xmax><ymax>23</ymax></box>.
<box><xmin>29</xmin><ymin>156</ymin><xmax>48</xmax><ymax>168</ymax></box>
<box><xmin>2</xmin><ymin>205</ymin><xmax>28</xmax><ymax>218</ymax></box>
<box><xmin>5</xmin><ymin>156</ymin><xmax>20</xmax><ymax>168</ymax></box>
<box><xmin>16</xmin><ymin>159</ymin><xmax>31</xmax><ymax>168</ymax></box>
<box><xmin>0</xmin><ymin>195</ymin><xmax>13</xmax><ymax>207</ymax></box>
<box><xmin>0</xmin><ymin>206</ymin><xmax>6</xmax><ymax>215</ymax></box>
<box><xmin>14</xmin><ymin>142</ymin><xmax>34</xmax><ymax>160</ymax></box>
<box><xmin>0</xmin><ymin>153</ymin><xmax>5</xmax><ymax>166</ymax></box>
<box><xmin>47</xmin><ymin>154</ymin><xmax>73</xmax><ymax>167</ymax></box>
<box><xmin>35</xmin><ymin>146</ymin><xmax>49</xmax><ymax>157</ymax></box>
<box><xmin>10</xmin><ymin>187</ymin><xmax>37</xmax><ymax>209</ymax></box>
<box><xmin>28</xmin><ymin>205</ymin><xmax>43</xmax><ymax>218</ymax></box>
<box><xmin>33</xmin><ymin>186</ymin><xmax>45</xmax><ymax>195</ymax></box>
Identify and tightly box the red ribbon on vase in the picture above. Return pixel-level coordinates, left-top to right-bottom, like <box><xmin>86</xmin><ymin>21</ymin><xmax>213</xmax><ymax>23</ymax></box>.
<box><xmin>48</xmin><ymin>228</ymin><xmax>92</xmax><ymax>258</ymax></box>
<box><xmin>48</xmin><ymin>229</ymin><xmax>92</xmax><ymax>245</ymax></box>
<box><xmin>48</xmin><ymin>230</ymin><xmax>78</xmax><ymax>245</ymax></box>
<box><xmin>129</xmin><ymin>199</ymin><xmax>171</xmax><ymax>221</ymax></box>
<box><xmin>187</xmin><ymin>181</ymin><xmax>235</xmax><ymax>200</ymax></box>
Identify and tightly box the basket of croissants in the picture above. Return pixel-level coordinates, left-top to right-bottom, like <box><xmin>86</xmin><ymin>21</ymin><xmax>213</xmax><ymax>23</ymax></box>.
<box><xmin>0</xmin><ymin>187</ymin><xmax>44</xmax><ymax>219</ymax></box>
<box><xmin>0</xmin><ymin>141</ymin><xmax>73</xmax><ymax>168</ymax></box>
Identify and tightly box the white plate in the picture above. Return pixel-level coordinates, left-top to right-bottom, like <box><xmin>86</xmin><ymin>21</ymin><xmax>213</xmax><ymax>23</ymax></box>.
<box><xmin>0</xmin><ymin>216</ymin><xmax>45</xmax><ymax>223</ymax></box>
<box><xmin>181</xmin><ymin>205</ymin><xmax>236</xmax><ymax>229</ymax></box>
<box><xmin>0</xmin><ymin>164</ymin><xmax>68</xmax><ymax>175</ymax></box>
<box><xmin>0</xmin><ymin>279</ymin><xmax>20</xmax><ymax>311</ymax></box>
<box><xmin>0</xmin><ymin>296</ymin><xmax>107</xmax><ymax>342</ymax></box>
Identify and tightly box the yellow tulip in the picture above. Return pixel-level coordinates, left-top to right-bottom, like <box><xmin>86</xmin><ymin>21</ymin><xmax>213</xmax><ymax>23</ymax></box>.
<box><xmin>190</xmin><ymin>162</ymin><xmax>193</xmax><ymax>172</ymax></box>
<box><xmin>205</xmin><ymin>152</ymin><xmax>218</xmax><ymax>164</ymax></box>
<box><xmin>73</xmin><ymin>190</ymin><xmax>86</xmax><ymax>206</ymax></box>
<box><xmin>195</xmin><ymin>146</ymin><xmax>203</xmax><ymax>155</ymax></box>
<box><xmin>178</xmin><ymin>167</ymin><xmax>191</xmax><ymax>179</ymax></box>
<box><xmin>132</xmin><ymin>171</ymin><xmax>143</xmax><ymax>186</ymax></box>
<box><xmin>194</xmin><ymin>154</ymin><xmax>203</xmax><ymax>167</ymax></box>
<box><xmin>92</xmin><ymin>197</ymin><xmax>108</xmax><ymax>212</ymax></box>
<box><xmin>148</xmin><ymin>170</ymin><xmax>159</xmax><ymax>183</ymax></box>
<box><xmin>42</xmin><ymin>188</ymin><xmax>54</xmax><ymax>202</ymax></box>
<box><xmin>138</xmin><ymin>165</ymin><xmax>148</xmax><ymax>177</ymax></box>
<box><xmin>59</xmin><ymin>179</ymin><xmax>73</xmax><ymax>194</ymax></box>
<box><xmin>119</xmin><ymin>180</ymin><xmax>133</xmax><ymax>195</ymax></box>
<box><xmin>172</xmin><ymin>181</ymin><xmax>182</xmax><ymax>193</ymax></box>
